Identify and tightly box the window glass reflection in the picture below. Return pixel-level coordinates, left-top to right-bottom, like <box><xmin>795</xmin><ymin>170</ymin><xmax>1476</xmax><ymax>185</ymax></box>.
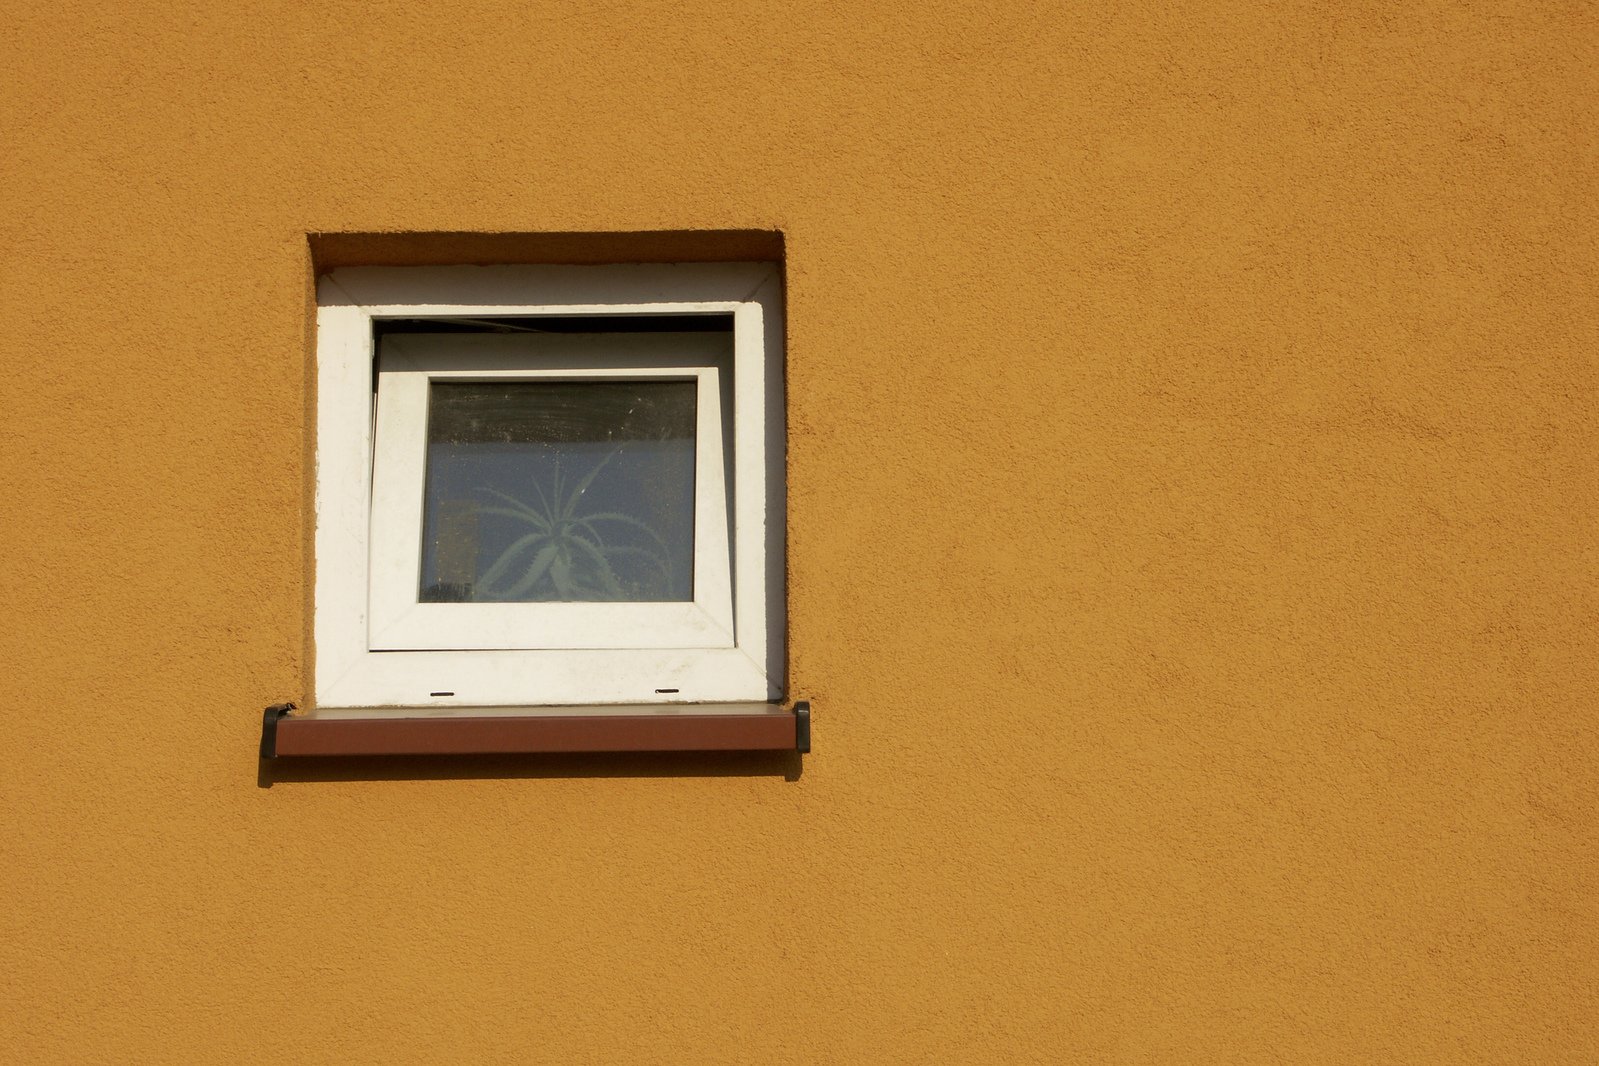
<box><xmin>420</xmin><ymin>380</ymin><xmax>696</xmax><ymax>603</ymax></box>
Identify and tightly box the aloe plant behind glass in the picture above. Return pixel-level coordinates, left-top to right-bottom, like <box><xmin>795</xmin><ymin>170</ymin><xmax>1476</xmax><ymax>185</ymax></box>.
<box><xmin>473</xmin><ymin>448</ymin><xmax>678</xmax><ymax>601</ymax></box>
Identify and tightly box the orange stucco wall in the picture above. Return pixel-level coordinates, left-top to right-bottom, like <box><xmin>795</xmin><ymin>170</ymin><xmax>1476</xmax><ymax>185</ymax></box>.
<box><xmin>4</xmin><ymin>1</ymin><xmax>1594</xmax><ymax>1062</ymax></box>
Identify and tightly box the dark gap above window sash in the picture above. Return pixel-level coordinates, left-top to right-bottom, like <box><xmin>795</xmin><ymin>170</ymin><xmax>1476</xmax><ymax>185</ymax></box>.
<box><xmin>374</xmin><ymin>314</ymin><xmax>735</xmax><ymax>337</ymax></box>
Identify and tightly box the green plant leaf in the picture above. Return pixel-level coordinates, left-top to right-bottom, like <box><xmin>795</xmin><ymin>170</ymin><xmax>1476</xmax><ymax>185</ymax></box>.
<box><xmin>567</xmin><ymin>533</ymin><xmax>625</xmax><ymax>597</ymax></box>
<box><xmin>581</xmin><ymin>512</ymin><xmax>673</xmax><ymax>558</ymax></box>
<box><xmin>524</xmin><ymin>474</ymin><xmax>554</xmax><ymax>520</ymax></box>
<box><xmin>471</xmin><ymin>446</ymin><xmax>681</xmax><ymax>601</ymax></box>
<box><xmin>503</xmin><ymin>542</ymin><xmax>559</xmax><ymax>598</ymax></box>
<box><xmin>478</xmin><ymin>488</ymin><xmax>551</xmax><ymax>528</ymax></box>
<box><xmin>477</xmin><ymin>505</ymin><xmax>553</xmax><ymax>529</ymax></box>
<box><xmin>572</xmin><ymin>517</ymin><xmax>608</xmax><ymax>547</ymax></box>
<box><xmin>560</xmin><ymin>448</ymin><xmax>620</xmax><ymax>521</ymax></box>
<box><xmin>590</xmin><ymin>543</ymin><xmax>671</xmax><ymax>582</ymax></box>
<box><xmin>480</xmin><ymin>531</ymin><xmax>550</xmax><ymax>592</ymax></box>
<box><xmin>549</xmin><ymin>554</ymin><xmax>575</xmax><ymax>599</ymax></box>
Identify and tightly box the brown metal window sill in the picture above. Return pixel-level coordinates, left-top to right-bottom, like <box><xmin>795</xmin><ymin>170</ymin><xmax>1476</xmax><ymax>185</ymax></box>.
<box><xmin>260</xmin><ymin>702</ymin><xmax>810</xmax><ymax>758</ymax></box>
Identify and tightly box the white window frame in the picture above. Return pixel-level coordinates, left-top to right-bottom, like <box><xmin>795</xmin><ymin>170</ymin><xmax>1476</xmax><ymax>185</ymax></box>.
<box><xmin>314</xmin><ymin>263</ymin><xmax>784</xmax><ymax>709</ymax></box>
<box><xmin>370</xmin><ymin>334</ymin><xmax>735</xmax><ymax>652</ymax></box>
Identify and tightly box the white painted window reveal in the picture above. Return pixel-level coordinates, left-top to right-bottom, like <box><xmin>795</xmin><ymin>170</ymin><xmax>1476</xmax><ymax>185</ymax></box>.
<box><xmin>313</xmin><ymin>263</ymin><xmax>784</xmax><ymax>709</ymax></box>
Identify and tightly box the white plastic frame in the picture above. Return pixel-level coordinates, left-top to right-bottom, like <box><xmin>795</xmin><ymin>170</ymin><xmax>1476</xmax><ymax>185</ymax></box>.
<box><xmin>369</xmin><ymin>334</ymin><xmax>734</xmax><ymax>651</ymax></box>
<box><xmin>314</xmin><ymin>263</ymin><xmax>784</xmax><ymax>708</ymax></box>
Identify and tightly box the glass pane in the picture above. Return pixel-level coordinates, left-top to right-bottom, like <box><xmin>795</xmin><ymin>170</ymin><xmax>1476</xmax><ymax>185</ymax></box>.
<box><xmin>419</xmin><ymin>380</ymin><xmax>696</xmax><ymax>603</ymax></box>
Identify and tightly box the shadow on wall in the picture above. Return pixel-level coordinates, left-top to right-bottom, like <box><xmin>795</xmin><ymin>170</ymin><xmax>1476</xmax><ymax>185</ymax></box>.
<box><xmin>259</xmin><ymin>749</ymin><xmax>802</xmax><ymax>788</ymax></box>
<box><xmin>309</xmin><ymin>229</ymin><xmax>785</xmax><ymax>270</ymax></box>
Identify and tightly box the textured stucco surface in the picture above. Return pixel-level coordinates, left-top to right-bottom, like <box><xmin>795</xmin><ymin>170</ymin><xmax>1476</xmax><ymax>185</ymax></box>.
<box><xmin>2</xmin><ymin>1</ymin><xmax>1595</xmax><ymax>1062</ymax></box>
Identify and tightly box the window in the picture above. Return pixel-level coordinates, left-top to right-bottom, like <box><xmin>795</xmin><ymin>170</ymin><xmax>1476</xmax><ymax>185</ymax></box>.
<box><xmin>313</xmin><ymin>263</ymin><xmax>783</xmax><ymax>709</ymax></box>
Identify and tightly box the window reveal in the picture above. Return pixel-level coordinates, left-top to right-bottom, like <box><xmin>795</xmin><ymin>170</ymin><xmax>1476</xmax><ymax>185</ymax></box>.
<box><xmin>313</xmin><ymin>262</ymin><xmax>783</xmax><ymax>709</ymax></box>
